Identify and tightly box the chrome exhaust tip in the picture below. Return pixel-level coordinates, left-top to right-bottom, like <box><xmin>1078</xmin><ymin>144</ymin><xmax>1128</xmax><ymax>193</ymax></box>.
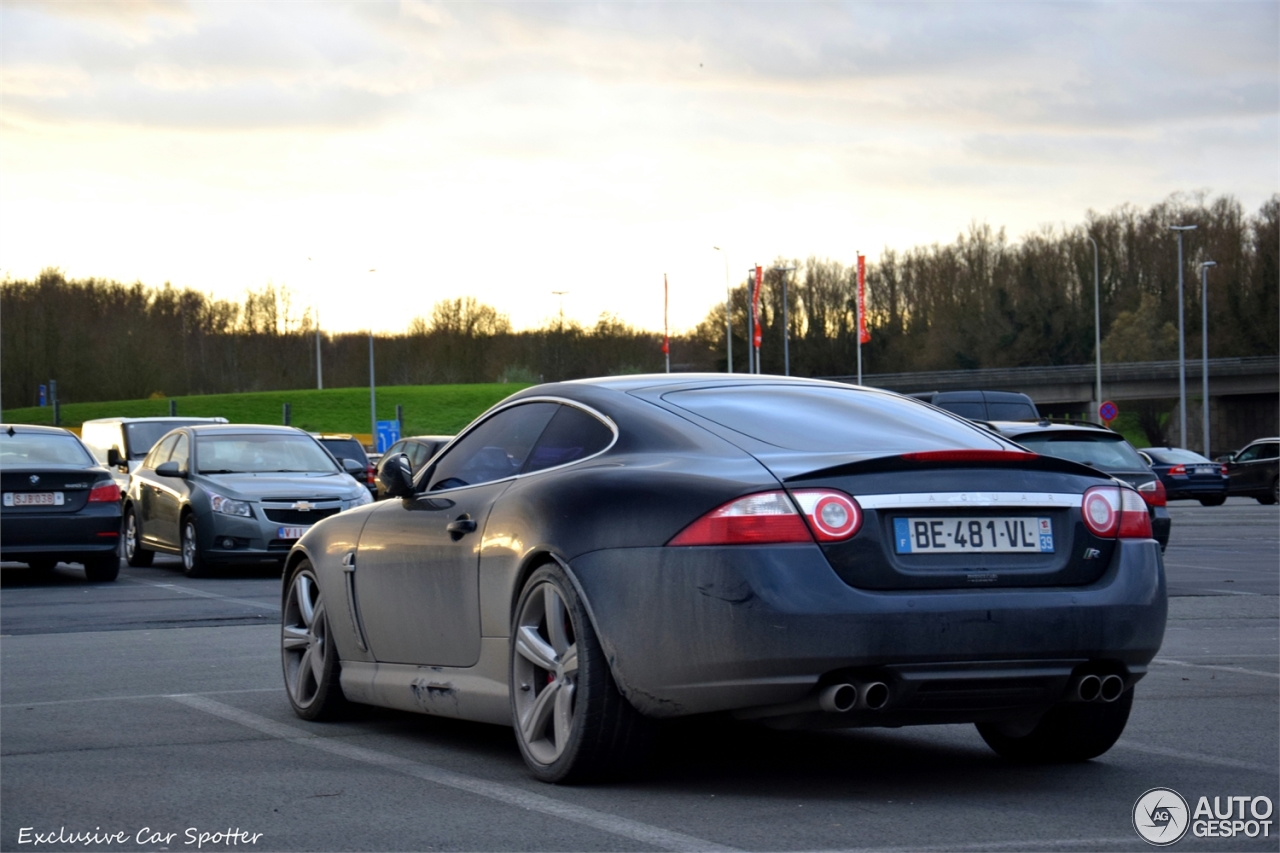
<box><xmin>1074</xmin><ymin>674</ymin><xmax>1102</xmax><ymax>702</ymax></box>
<box><xmin>818</xmin><ymin>683</ymin><xmax>857</xmax><ymax>713</ymax></box>
<box><xmin>856</xmin><ymin>681</ymin><xmax>890</xmax><ymax>711</ymax></box>
<box><xmin>1099</xmin><ymin>674</ymin><xmax>1125</xmax><ymax>702</ymax></box>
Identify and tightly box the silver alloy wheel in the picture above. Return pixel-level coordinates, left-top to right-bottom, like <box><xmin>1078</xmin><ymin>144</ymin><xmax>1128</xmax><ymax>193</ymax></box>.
<box><xmin>125</xmin><ymin>512</ymin><xmax>138</xmax><ymax>561</ymax></box>
<box><xmin>181</xmin><ymin>520</ymin><xmax>198</xmax><ymax>572</ymax></box>
<box><xmin>282</xmin><ymin>570</ymin><xmax>329</xmax><ymax>710</ymax></box>
<box><xmin>512</xmin><ymin>581</ymin><xmax>579</xmax><ymax>765</ymax></box>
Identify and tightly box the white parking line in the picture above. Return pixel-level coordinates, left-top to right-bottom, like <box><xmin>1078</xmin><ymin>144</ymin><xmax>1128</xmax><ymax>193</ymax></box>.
<box><xmin>1153</xmin><ymin>657</ymin><xmax>1279</xmax><ymax>679</ymax></box>
<box><xmin>126</xmin><ymin>578</ymin><xmax>278</xmax><ymax>611</ymax></box>
<box><xmin>0</xmin><ymin>688</ymin><xmax>278</xmax><ymax>709</ymax></box>
<box><xmin>1115</xmin><ymin>740</ymin><xmax>1276</xmax><ymax>774</ymax></box>
<box><xmin>168</xmin><ymin>694</ymin><xmax>738</xmax><ymax>853</ymax></box>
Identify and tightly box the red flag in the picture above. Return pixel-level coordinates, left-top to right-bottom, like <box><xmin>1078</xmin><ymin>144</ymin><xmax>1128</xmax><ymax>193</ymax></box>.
<box><xmin>857</xmin><ymin>254</ymin><xmax>870</xmax><ymax>345</ymax></box>
<box><xmin>662</xmin><ymin>273</ymin><xmax>670</xmax><ymax>354</ymax></box>
<box><xmin>752</xmin><ymin>265</ymin><xmax>763</xmax><ymax>348</ymax></box>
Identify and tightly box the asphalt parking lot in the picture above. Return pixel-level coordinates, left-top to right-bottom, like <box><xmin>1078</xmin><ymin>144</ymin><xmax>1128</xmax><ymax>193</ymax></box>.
<box><xmin>2</xmin><ymin>498</ymin><xmax>1276</xmax><ymax>852</ymax></box>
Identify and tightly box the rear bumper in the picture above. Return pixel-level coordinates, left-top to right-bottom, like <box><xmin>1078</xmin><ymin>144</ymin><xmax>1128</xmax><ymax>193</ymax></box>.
<box><xmin>1164</xmin><ymin>481</ymin><xmax>1228</xmax><ymax>500</ymax></box>
<box><xmin>569</xmin><ymin>538</ymin><xmax>1166</xmax><ymax>719</ymax></box>
<box><xmin>1</xmin><ymin>505</ymin><xmax>121</xmax><ymax>559</ymax></box>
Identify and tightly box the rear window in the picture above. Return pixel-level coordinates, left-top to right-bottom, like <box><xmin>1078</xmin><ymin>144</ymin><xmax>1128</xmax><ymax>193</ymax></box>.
<box><xmin>663</xmin><ymin>385</ymin><xmax>1005</xmax><ymax>453</ymax></box>
<box><xmin>1013</xmin><ymin>433</ymin><xmax>1148</xmax><ymax>470</ymax></box>
<box><xmin>987</xmin><ymin>401</ymin><xmax>1038</xmax><ymax>421</ymax></box>
<box><xmin>319</xmin><ymin>438</ymin><xmax>369</xmax><ymax>465</ymax></box>
<box><xmin>1146</xmin><ymin>448</ymin><xmax>1210</xmax><ymax>464</ymax></box>
<box><xmin>935</xmin><ymin>401</ymin><xmax>987</xmax><ymax>419</ymax></box>
<box><xmin>0</xmin><ymin>432</ymin><xmax>94</xmax><ymax>466</ymax></box>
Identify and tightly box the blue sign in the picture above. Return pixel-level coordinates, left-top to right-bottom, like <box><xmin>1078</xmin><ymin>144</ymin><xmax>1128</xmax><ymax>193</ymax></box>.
<box><xmin>38</xmin><ymin>384</ymin><xmax>47</xmax><ymax>407</ymax></box>
<box><xmin>375</xmin><ymin>420</ymin><xmax>401</xmax><ymax>454</ymax></box>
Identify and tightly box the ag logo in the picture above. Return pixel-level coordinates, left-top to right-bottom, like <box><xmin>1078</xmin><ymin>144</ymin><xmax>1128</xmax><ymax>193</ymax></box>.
<box><xmin>1134</xmin><ymin>787</ymin><xmax>1190</xmax><ymax>845</ymax></box>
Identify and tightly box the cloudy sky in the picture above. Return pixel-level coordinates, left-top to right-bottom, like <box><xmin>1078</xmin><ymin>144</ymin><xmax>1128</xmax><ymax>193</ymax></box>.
<box><xmin>1</xmin><ymin>1</ymin><xmax>1275</xmax><ymax>334</ymax></box>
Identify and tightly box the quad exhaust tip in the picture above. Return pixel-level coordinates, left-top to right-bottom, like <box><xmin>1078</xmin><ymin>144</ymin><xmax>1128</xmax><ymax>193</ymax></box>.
<box><xmin>856</xmin><ymin>681</ymin><xmax>890</xmax><ymax>711</ymax></box>
<box><xmin>1071</xmin><ymin>672</ymin><xmax>1126</xmax><ymax>702</ymax></box>
<box><xmin>818</xmin><ymin>683</ymin><xmax>857</xmax><ymax>713</ymax></box>
<box><xmin>1099</xmin><ymin>674</ymin><xmax>1125</xmax><ymax>702</ymax></box>
<box><xmin>1075</xmin><ymin>674</ymin><xmax>1102</xmax><ymax>702</ymax></box>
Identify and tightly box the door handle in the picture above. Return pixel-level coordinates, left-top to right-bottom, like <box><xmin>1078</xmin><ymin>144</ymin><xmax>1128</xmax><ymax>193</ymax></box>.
<box><xmin>446</xmin><ymin>516</ymin><xmax>477</xmax><ymax>540</ymax></box>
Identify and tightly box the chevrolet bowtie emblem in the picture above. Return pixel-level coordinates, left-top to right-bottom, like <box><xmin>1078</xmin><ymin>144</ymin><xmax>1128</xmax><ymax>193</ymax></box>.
<box><xmin>292</xmin><ymin>501</ymin><xmax>315</xmax><ymax>511</ymax></box>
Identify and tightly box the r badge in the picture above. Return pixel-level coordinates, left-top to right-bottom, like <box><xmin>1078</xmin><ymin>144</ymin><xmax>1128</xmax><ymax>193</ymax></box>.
<box><xmin>1083</xmin><ymin>548</ymin><xmax>1101</xmax><ymax>560</ymax></box>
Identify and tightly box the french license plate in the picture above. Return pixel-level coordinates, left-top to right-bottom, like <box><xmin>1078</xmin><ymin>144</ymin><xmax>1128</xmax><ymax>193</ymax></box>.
<box><xmin>894</xmin><ymin>517</ymin><xmax>1053</xmax><ymax>554</ymax></box>
<box><xmin>277</xmin><ymin>526</ymin><xmax>310</xmax><ymax>540</ymax></box>
<box><xmin>3</xmin><ymin>492</ymin><xmax>64</xmax><ymax>507</ymax></box>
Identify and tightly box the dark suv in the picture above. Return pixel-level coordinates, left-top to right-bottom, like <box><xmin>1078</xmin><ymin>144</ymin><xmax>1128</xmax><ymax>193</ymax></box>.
<box><xmin>313</xmin><ymin>434</ymin><xmax>376</xmax><ymax>496</ymax></box>
<box><xmin>1221</xmin><ymin>438</ymin><xmax>1279</xmax><ymax>505</ymax></box>
<box><xmin>991</xmin><ymin>420</ymin><xmax>1170</xmax><ymax>550</ymax></box>
<box><xmin>915</xmin><ymin>390</ymin><xmax>1040</xmax><ymax>422</ymax></box>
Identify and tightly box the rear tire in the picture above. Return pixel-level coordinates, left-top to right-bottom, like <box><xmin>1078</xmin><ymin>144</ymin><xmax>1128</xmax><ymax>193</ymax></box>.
<box><xmin>510</xmin><ymin>563</ymin><xmax>655</xmax><ymax>784</ymax></box>
<box><xmin>1258</xmin><ymin>479</ymin><xmax>1278</xmax><ymax>506</ymax></box>
<box><xmin>180</xmin><ymin>514</ymin><xmax>210</xmax><ymax>578</ymax></box>
<box><xmin>977</xmin><ymin>689</ymin><xmax>1133</xmax><ymax>763</ymax></box>
<box><xmin>281</xmin><ymin>560</ymin><xmax>351</xmax><ymax>721</ymax></box>
<box><xmin>1198</xmin><ymin>495</ymin><xmax>1226</xmax><ymax>507</ymax></box>
<box><xmin>124</xmin><ymin>507</ymin><xmax>154</xmax><ymax>567</ymax></box>
<box><xmin>83</xmin><ymin>554</ymin><xmax>120</xmax><ymax>582</ymax></box>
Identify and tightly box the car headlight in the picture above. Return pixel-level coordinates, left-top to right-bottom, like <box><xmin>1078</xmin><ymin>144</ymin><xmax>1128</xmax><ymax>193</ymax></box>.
<box><xmin>346</xmin><ymin>489</ymin><xmax>373</xmax><ymax>509</ymax></box>
<box><xmin>209</xmin><ymin>492</ymin><xmax>253</xmax><ymax>517</ymax></box>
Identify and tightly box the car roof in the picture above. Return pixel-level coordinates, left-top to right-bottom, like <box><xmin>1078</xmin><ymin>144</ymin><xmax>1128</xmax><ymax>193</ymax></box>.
<box><xmin>988</xmin><ymin>420</ymin><xmax>1120</xmax><ymax>437</ymax></box>
<box><xmin>313</xmin><ymin>433</ymin><xmax>357</xmax><ymax>441</ymax></box>
<box><xmin>185</xmin><ymin>424</ymin><xmax>310</xmax><ymax>436</ymax></box>
<box><xmin>555</xmin><ymin>372</ymin><xmax>906</xmax><ymax>395</ymax></box>
<box><xmin>81</xmin><ymin>416</ymin><xmax>229</xmax><ymax>425</ymax></box>
<box><xmin>1243</xmin><ymin>437</ymin><xmax>1280</xmax><ymax>444</ymax></box>
<box><xmin>1</xmin><ymin>423</ymin><xmax>76</xmax><ymax>436</ymax></box>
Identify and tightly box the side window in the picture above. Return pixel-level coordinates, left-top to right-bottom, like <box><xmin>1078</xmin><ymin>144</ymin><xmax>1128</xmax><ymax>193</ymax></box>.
<box><xmin>1237</xmin><ymin>444</ymin><xmax>1262</xmax><ymax>462</ymax></box>
<box><xmin>427</xmin><ymin>403</ymin><xmax>558</xmax><ymax>491</ymax></box>
<box><xmin>1264</xmin><ymin>443</ymin><xmax>1280</xmax><ymax>461</ymax></box>
<box><xmin>523</xmin><ymin>405</ymin><xmax>613</xmax><ymax>474</ymax></box>
<box><xmin>169</xmin><ymin>434</ymin><xmax>190</xmax><ymax>470</ymax></box>
<box><xmin>143</xmin><ymin>434</ymin><xmax>179</xmax><ymax>470</ymax></box>
<box><xmin>405</xmin><ymin>442</ymin><xmax>428</xmax><ymax>471</ymax></box>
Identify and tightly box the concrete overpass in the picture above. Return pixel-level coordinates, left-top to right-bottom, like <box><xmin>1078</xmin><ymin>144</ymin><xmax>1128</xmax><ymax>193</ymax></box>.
<box><xmin>827</xmin><ymin>356</ymin><xmax>1278</xmax><ymax>454</ymax></box>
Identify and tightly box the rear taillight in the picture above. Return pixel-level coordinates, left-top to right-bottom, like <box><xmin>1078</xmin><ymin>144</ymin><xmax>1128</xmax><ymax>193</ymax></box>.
<box><xmin>901</xmin><ymin>450</ymin><xmax>1037</xmax><ymax>463</ymax></box>
<box><xmin>1082</xmin><ymin>486</ymin><xmax>1152</xmax><ymax>539</ymax></box>
<box><xmin>1220</xmin><ymin>464</ymin><xmax>1229</xmax><ymax>476</ymax></box>
<box><xmin>667</xmin><ymin>489</ymin><xmax>864</xmax><ymax>546</ymax></box>
<box><xmin>87</xmin><ymin>481</ymin><xmax>121</xmax><ymax>503</ymax></box>
<box><xmin>1137</xmin><ymin>478</ymin><xmax>1166</xmax><ymax>507</ymax></box>
<box><xmin>1168</xmin><ymin>464</ymin><xmax>1187</xmax><ymax>476</ymax></box>
<box><xmin>366</xmin><ymin>464</ymin><xmax>376</xmax><ymax>485</ymax></box>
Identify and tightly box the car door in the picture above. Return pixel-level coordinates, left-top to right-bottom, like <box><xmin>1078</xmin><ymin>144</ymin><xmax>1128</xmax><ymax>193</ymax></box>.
<box><xmin>135</xmin><ymin>433</ymin><xmax>179</xmax><ymax>548</ymax></box>
<box><xmin>1231</xmin><ymin>442</ymin><xmax>1279</xmax><ymax>494</ymax></box>
<box><xmin>149</xmin><ymin>432</ymin><xmax>192</xmax><ymax>549</ymax></box>
<box><xmin>352</xmin><ymin>402</ymin><xmax>560</xmax><ymax>666</ymax></box>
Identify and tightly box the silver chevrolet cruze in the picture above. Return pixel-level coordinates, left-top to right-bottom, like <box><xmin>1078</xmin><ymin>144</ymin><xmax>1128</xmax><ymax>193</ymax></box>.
<box><xmin>123</xmin><ymin>424</ymin><xmax>372</xmax><ymax>576</ymax></box>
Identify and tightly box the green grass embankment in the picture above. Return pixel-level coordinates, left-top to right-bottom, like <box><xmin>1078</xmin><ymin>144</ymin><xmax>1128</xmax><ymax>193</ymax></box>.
<box><xmin>4</xmin><ymin>384</ymin><xmax>531</xmax><ymax>437</ymax></box>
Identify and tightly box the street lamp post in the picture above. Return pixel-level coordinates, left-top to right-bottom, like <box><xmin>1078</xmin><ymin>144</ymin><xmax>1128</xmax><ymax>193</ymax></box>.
<box><xmin>1170</xmin><ymin>225</ymin><xmax>1197</xmax><ymax>447</ymax></box>
<box><xmin>1200</xmin><ymin>260</ymin><xmax>1217</xmax><ymax>457</ymax></box>
<box><xmin>772</xmin><ymin>266</ymin><xmax>796</xmax><ymax>376</ymax></box>
<box><xmin>368</xmin><ymin>269</ymin><xmax>377</xmax><ymax>443</ymax></box>
<box><xmin>713</xmin><ymin>247</ymin><xmax>732</xmax><ymax>373</ymax></box>
<box><xmin>308</xmin><ymin>257</ymin><xmax>322</xmax><ymax>390</ymax></box>
<box><xmin>1087</xmin><ymin>235</ymin><xmax>1101</xmax><ymax>423</ymax></box>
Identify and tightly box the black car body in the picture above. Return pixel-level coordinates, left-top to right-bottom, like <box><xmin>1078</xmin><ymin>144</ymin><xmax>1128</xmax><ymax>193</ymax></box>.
<box><xmin>0</xmin><ymin>424</ymin><xmax>122</xmax><ymax>581</ymax></box>
<box><xmin>991</xmin><ymin>421</ymin><xmax>1170</xmax><ymax>550</ymax></box>
<box><xmin>914</xmin><ymin>390</ymin><xmax>1039</xmax><ymax>421</ymax></box>
<box><xmin>313</xmin><ymin>434</ymin><xmax>377</xmax><ymax>496</ymax></box>
<box><xmin>1221</xmin><ymin>438</ymin><xmax>1279</xmax><ymax>504</ymax></box>
<box><xmin>1140</xmin><ymin>447</ymin><xmax>1229</xmax><ymax>505</ymax></box>
<box><xmin>280</xmin><ymin>376</ymin><xmax>1167</xmax><ymax>782</ymax></box>
<box><xmin>124</xmin><ymin>425</ymin><xmax>372</xmax><ymax>576</ymax></box>
<box><xmin>373</xmin><ymin>435</ymin><xmax>452</xmax><ymax>499</ymax></box>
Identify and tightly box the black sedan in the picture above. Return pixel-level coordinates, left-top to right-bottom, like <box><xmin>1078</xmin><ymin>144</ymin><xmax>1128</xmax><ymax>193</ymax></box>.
<box><xmin>1139</xmin><ymin>447</ymin><xmax>1229</xmax><ymax>505</ymax></box>
<box><xmin>281</xmin><ymin>376</ymin><xmax>1167</xmax><ymax>783</ymax></box>
<box><xmin>0</xmin><ymin>424</ymin><xmax>122</xmax><ymax>581</ymax></box>
<box><xmin>1221</xmin><ymin>437</ymin><xmax>1279</xmax><ymax>505</ymax></box>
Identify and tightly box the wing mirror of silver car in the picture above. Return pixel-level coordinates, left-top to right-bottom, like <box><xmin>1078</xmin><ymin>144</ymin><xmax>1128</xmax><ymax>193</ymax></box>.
<box><xmin>155</xmin><ymin>461</ymin><xmax>186</xmax><ymax>478</ymax></box>
<box><xmin>377</xmin><ymin>452</ymin><xmax>416</xmax><ymax>498</ymax></box>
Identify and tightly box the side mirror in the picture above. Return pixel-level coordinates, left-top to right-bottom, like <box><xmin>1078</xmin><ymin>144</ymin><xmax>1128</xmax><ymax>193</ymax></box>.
<box><xmin>341</xmin><ymin>457</ymin><xmax>365</xmax><ymax>476</ymax></box>
<box><xmin>377</xmin><ymin>453</ymin><xmax>416</xmax><ymax>498</ymax></box>
<box><xmin>155</xmin><ymin>461</ymin><xmax>185</xmax><ymax>478</ymax></box>
<box><xmin>107</xmin><ymin>447</ymin><xmax>124</xmax><ymax>468</ymax></box>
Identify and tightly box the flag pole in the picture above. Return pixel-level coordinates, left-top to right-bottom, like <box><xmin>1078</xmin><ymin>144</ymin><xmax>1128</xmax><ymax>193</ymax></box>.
<box><xmin>663</xmin><ymin>273</ymin><xmax>670</xmax><ymax>373</ymax></box>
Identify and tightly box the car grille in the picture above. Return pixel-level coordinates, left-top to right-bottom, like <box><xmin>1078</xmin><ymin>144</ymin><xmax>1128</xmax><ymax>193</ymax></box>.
<box><xmin>264</xmin><ymin>507</ymin><xmax>341</xmax><ymax>525</ymax></box>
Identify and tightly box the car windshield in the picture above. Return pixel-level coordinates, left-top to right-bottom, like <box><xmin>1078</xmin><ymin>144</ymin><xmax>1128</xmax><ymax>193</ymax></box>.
<box><xmin>1145</xmin><ymin>448</ymin><xmax>1211</xmax><ymax>464</ymax></box>
<box><xmin>1014</xmin><ymin>433</ymin><xmax>1148</xmax><ymax>469</ymax></box>
<box><xmin>195</xmin><ymin>434</ymin><xmax>339</xmax><ymax>474</ymax></box>
<box><xmin>125</xmin><ymin>423</ymin><xmax>188</xmax><ymax>459</ymax></box>
<box><xmin>0</xmin><ymin>432</ymin><xmax>94</xmax><ymax>466</ymax></box>
<box><xmin>664</xmin><ymin>385</ymin><xmax>1006</xmax><ymax>453</ymax></box>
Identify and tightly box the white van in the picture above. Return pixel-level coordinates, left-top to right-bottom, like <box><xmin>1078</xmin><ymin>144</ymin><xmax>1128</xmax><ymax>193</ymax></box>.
<box><xmin>80</xmin><ymin>417</ymin><xmax>229</xmax><ymax>492</ymax></box>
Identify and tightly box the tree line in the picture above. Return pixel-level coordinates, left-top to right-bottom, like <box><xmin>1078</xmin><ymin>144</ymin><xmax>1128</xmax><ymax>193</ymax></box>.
<box><xmin>2</xmin><ymin>192</ymin><xmax>1275</xmax><ymax>410</ymax></box>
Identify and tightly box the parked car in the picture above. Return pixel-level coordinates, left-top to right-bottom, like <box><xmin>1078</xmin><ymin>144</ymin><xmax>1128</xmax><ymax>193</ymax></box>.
<box><xmin>0</xmin><ymin>424</ymin><xmax>122</xmax><ymax>581</ymax></box>
<box><xmin>373</xmin><ymin>435</ymin><xmax>452</xmax><ymax>499</ymax></box>
<box><xmin>313</xmin><ymin>433</ymin><xmax>376</xmax><ymax>497</ymax></box>
<box><xmin>913</xmin><ymin>390</ymin><xmax>1040</xmax><ymax>422</ymax></box>
<box><xmin>124</xmin><ymin>425</ymin><xmax>373</xmax><ymax>577</ymax></box>
<box><xmin>80</xmin><ymin>416</ymin><xmax>229</xmax><ymax>494</ymax></box>
<box><xmin>990</xmin><ymin>420</ymin><xmax>1170</xmax><ymax>550</ymax></box>
<box><xmin>280</xmin><ymin>376</ymin><xmax>1165</xmax><ymax>783</ymax></box>
<box><xmin>1139</xmin><ymin>447</ymin><xmax>1229</xmax><ymax>506</ymax></box>
<box><xmin>1220</xmin><ymin>437</ymin><xmax>1279</xmax><ymax>505</ymax></box>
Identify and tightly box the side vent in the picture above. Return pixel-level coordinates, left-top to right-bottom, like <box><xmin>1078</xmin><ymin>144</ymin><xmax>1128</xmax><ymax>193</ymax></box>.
<box><xmin>342</xmin><ymin>551</ymin><xmax>369</xmax><ymax>652</ymax></box>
